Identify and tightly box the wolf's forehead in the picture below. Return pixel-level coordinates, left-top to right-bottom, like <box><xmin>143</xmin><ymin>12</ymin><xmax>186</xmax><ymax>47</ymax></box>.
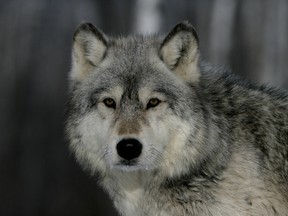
<box><xmin>109</xmin><ymin>36</ymin><xmax>161</xmax><ymax>58</ymax></box>
<box><xmin>97</xmin><ymin>36</ymin><xmax>165</xmax><ymax>84</ymax></box>
<box><xmin>88</xmin><ymin>36</ymin><xmax>177</xmax><ymax>96</ymax></box>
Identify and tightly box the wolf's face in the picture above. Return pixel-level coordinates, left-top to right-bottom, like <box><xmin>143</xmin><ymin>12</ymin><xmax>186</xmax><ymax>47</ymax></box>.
<box><xmin>67</xmin><ymin>23</ymin><xmax>204</xmax><ymax>177</ymax></box>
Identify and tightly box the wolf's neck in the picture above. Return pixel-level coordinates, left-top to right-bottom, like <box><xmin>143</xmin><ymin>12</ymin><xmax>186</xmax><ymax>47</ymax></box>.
<box><xmin>101</xmin><ymin>170</ymin><xmax>153</xmax><ymax>216</ymax></box>
<box><xmin>101</xmin><ymin>170</ymin><xmax>151</xmax><ymax>197</ymax></box>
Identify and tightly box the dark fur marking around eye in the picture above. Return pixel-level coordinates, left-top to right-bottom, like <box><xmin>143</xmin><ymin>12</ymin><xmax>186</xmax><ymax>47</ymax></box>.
<box><xmin>147</xmin><ymin>98</ymin><xmax>161</xmax><ymax>109</ymax></box>
<box><xmin>89</xmin><ymin>87</ymin><xmax>108</xmax><ymax>108</ymax></box>
<box><xmin>103</xmin><ymin>98</ymin><xmax>116</xmax><ymax>109</ymax></box>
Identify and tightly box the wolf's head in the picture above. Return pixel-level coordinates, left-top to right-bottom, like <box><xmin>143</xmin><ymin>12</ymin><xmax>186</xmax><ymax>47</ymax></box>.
<box><xmin>67</xmin><ymin>22</ymin><xmax>208</xmax><ymax>178</ymax></box>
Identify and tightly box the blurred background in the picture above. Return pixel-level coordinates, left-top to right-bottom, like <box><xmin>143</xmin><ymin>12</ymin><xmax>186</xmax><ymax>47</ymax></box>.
<box><xmin>0</xmin><ymin>0</ymin><xmax>287</xmax><ymax>215</ymax></box>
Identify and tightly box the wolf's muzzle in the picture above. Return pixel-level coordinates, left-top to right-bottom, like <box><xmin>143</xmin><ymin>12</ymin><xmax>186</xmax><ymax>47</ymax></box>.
<box><xmin>116</xmin><ymin>138</ymin><xmax>142</xmax><ymax>161</ymax></box>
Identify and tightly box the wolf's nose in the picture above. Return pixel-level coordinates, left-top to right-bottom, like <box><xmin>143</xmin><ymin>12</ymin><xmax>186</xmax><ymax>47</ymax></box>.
<box><xmin>116</xmin><ymin>138</ymin><xmax>142</xmax><ymax>160</ymax></box>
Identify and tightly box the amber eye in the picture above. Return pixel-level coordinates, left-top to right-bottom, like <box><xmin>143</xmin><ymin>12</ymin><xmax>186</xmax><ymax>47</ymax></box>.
<box><xmin>147</xmin><ymin>98</ymin><xmax>161</xmax><ymax>109</ymax></box>
<box><xmin>103</xmin><ymin>98</ymin><xmax>116</xmax><ymax>109</ymax></box>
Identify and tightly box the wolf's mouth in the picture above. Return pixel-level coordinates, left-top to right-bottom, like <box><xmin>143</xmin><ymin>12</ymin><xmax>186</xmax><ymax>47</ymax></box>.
<box><xmin>117</xmin><ymin>159</ymin><xmax>138</xmax><ymax>166</ymax></box>
<box><xmin>113</xmin><ymin>159</ymin><xmax>143</xmax><ymax>172</ymax></box>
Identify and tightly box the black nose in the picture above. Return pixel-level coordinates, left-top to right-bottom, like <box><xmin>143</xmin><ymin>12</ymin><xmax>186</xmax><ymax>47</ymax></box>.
<box><xmin>116</xmin><ymin>138</ymin><xmax>142</xmax><ymax>160</ymax></box>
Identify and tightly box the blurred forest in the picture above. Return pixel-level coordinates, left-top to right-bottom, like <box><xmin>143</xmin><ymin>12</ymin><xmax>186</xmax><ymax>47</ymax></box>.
<box><xmin>0</xmin><ymin>0</ymin><xmax>287</xmax><ymax>215</ymax></box>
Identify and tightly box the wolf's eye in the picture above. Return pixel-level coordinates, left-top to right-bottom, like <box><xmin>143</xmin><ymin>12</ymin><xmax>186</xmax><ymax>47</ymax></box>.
<box><xmin>103</xmin><ymin>98</ymin><xmax>116</xmax><ymax>109</ymax></box>
<box><xmin>147</xmin><ymin>98</ymin><xmax>161</xmax><ymax>109</ymax></box>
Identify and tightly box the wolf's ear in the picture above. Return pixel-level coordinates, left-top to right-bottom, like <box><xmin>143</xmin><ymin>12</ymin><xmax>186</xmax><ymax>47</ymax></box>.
<box><xmin>160</xmin><ymin>22</ymin><xmax>200</xmax><ymax>83</ymax></box>
<box><xmin>71</xmin><ymin>23</ymin><xmax>107</xmax><ymax>80</ymax></box>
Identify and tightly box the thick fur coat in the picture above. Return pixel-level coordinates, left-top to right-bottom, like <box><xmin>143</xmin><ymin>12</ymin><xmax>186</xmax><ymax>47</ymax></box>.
<box><xmin>66</xmin><ymin>22</ymin><xmax>288</xmax><ymax>215</ymax></box>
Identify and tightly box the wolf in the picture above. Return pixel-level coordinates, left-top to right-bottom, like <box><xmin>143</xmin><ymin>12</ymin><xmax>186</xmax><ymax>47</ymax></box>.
<box><xmin>66</xmin><ymin>21</ymin><xmax>288</xmax><ymax>216</ymax></box>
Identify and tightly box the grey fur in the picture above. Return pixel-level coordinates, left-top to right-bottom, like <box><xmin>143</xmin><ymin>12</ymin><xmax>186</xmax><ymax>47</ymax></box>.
<box><xmin>66</xmin><ymin>22</ymin><xmax>288</xmax><ymax>216</ymax></box>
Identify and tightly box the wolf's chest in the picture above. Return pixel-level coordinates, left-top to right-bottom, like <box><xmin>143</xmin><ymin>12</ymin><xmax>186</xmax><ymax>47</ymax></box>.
<box><xmin>122</xmin><ymin>188</ymin><xmax>143</xmax><ymax>215</ymax></box>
